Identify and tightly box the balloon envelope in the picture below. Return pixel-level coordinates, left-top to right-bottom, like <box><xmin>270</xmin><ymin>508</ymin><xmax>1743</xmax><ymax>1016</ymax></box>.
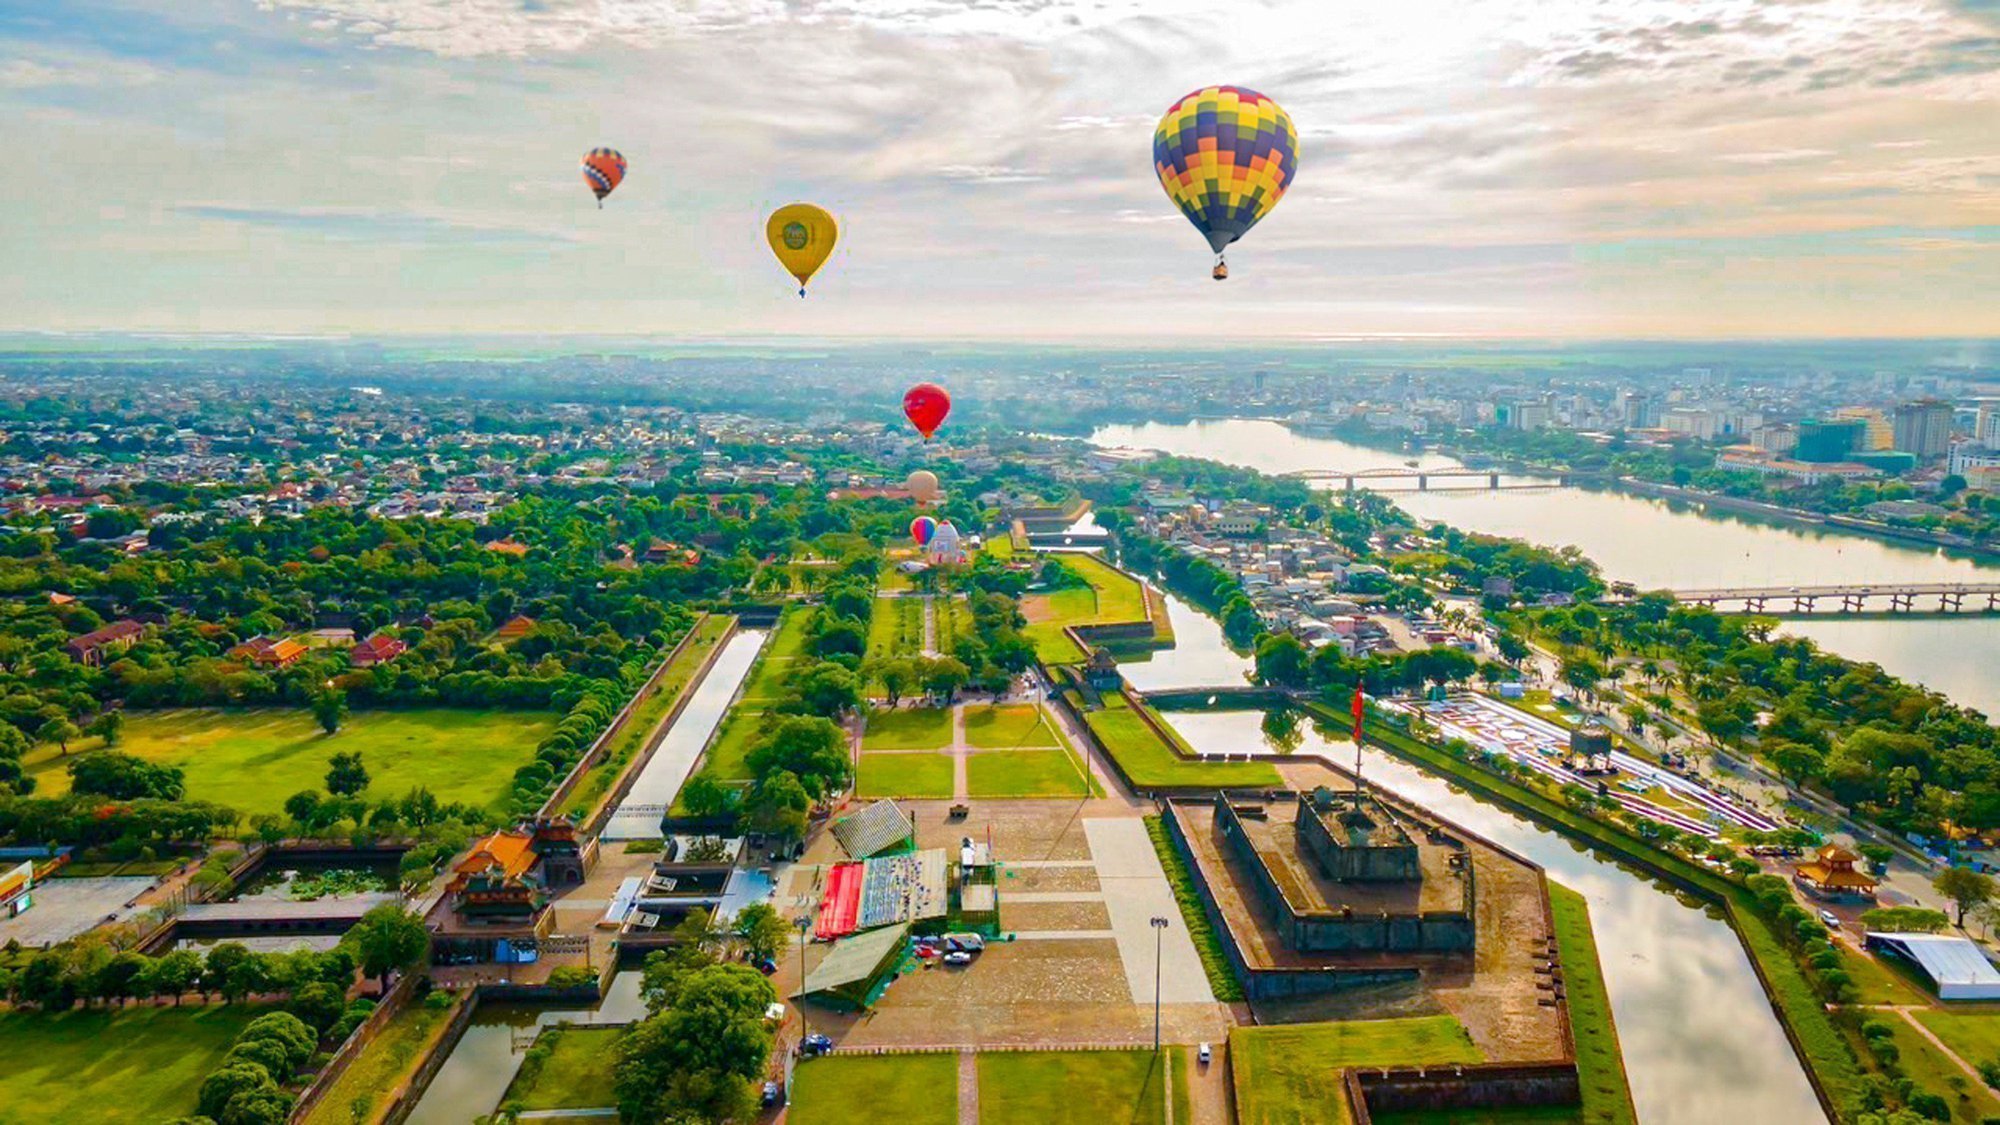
<box><xmin>910</xmin><ymin>516</ymin><xmax>937</xmax><ymax>546</ymax></box>
<box><xmin>582</xmin><ymin>148</ymin><xmax>627</xmax><ymax>202</ymax></box>
<box><xmin>906</xmin><ymin>470</ymin><xmax>940</xmax><ymax>503</ymax></box>
<box><xmin>766</xmin><ymin>203</ymin><xmax>838</xmax><ymax>294</ymax></box>
<box><xmin>903</xmin><ymin>383</ymin><xmax>951</xmax><ymax>439</ymax></box>
<box><xmin>1153</xmin><ymin>86</ymin><xmax>1298</xmax><ymax>255</ymax></box>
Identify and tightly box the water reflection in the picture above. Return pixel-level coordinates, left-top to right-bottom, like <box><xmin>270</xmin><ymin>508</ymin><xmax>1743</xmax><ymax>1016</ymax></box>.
<box><xmin>404</xmin><ymin>971</ymin><xmax>646</xmax><ymax>1125</ymax></box>
<box><xmin>1094</xmin><ymin>418</ymin><xmax>1999</xmax><ymax>717</ymax></box>
<box><xmin>603</xmin><ymin>628</ymin><xmax>770</xmax><ymax>839</ymax></box>
<box><xmin>1155</xmin><ymin>708</ymin><xmax>1827</xmax><ymax>1125</ymax></box>
<box><xmin>1115</xmin><ymin>591</ymin><xmax>1254</xmax><ymax>691</ymax></box>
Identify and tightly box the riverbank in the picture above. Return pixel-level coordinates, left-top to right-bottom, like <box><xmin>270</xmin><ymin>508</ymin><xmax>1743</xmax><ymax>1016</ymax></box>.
<box><xmin>1609</xmin><ymin>477</ymin><xmax>1997</xmax><ymax>560</ymax></box>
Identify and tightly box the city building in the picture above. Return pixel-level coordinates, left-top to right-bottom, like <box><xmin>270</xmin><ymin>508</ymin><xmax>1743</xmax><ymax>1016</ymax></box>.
<box><xmin>1893</xmin><ymin>400</ymin><xmax>1957</xmax><ymax>460</ymax></box>
<box><xmin>1715</xmin><ymin>447</ymin><xmax>1881</xmax><ymax>484</ymax></box>
<box><xmin>1507</xmin><ymin>400</ymin><xmax>1553</xmax><ymax>431</ymax></box>
<box><xmin>1794</xmin><ymin>419</ymin><xmax>1868</xmax><ymax>463</ymax></box>
<box><xmin>62</xmin><ymin>620</ymin><xmax>145</xmax><ymax>667</ymax></box>
<box><xmin>350</xmin><ymin>631</ymin><xmax>407</xmax><ymax>667</ymax></box>
<box><xmin>1752</xmin><ymin>423</ymin><xmax>1799</xmax><ymax>454</ymax></box>
<box><xmin>1834</xmin><ymin>407</ymin><xmax>1894</xmax><ymax>451</ymax></box>
<box><xmin>1619</xmin><ymin>390</ymin><xmax>1660</xmax><ymax>430</ymax></box>
<box><xmin>1976</xmin><ymin>400</ymin><xmax>2000</xmax><ymax>451</ymax></box>
<box><xmin>1662</xmin><ymin>407</ymin><xmax>1720</xmax><ymax>440</ymax></box>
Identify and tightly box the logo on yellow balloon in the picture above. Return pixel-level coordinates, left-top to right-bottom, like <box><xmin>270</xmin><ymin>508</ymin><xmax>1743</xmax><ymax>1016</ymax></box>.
<box><xmin>781</xmin><ymin>222</ymin><xmax>809</xmax><ymax>250</ymax></box>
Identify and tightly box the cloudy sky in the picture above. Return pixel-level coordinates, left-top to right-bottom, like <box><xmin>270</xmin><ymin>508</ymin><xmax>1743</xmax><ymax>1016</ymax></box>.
<box><xmin>2</xmin><ymin>0</ymin><xmax>1996</xmax><ymax>339</ymax></box>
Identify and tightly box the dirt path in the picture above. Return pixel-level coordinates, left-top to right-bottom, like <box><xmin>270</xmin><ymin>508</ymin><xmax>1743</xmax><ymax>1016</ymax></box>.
<box><xmin>923</xmin><ymin>595</ymin><xmax>939</xmax><ymax>658</ymax></box>
<box><xmin>951</xmin><ymin>704</ymin><xmax>970</xmax><ymax>802</ymax></box>
<box><xmin>957</xmin><ymin>1049</ymin><xmax>979</xmax><ymax>1125</ymax></box>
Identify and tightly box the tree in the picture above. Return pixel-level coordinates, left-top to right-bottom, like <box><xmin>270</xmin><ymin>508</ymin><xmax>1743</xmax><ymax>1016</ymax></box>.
<box><xmin>312</xmin><ymin>689</ymin><xmax>347</xmax><ymax>735</ymax></box>
<box><xmin>146</xmin><ymin>948</ymin><xmax>203</xmax><ymax>1004</ymax></box>
<box><xmin>283</xmin><ymin>790</ymin><xmax>322</xmax><ymax>829</ymax></box>
<box><xmin>744</xmin><ymin>716</ymin><xmax>849</xmax><ymax>798</ymax></box>
<box><xmin>1768</xmin><ymin>741</ymin><xmax>1825</xmax><ymax>789</ymax></box>
<box><xmin>616</xmin><ymin>964</ymin><xmax>777</xmax><ymax>1125</ymax></box>
<box><xmin>41</xmin><ymin>718</ymin><xmax>81</xmax><ymax>756</ymax></box>
<box><xmin>680</xmin><ymin>774</ymin><xmax>734</xmax><ymax>820</ymax></box>
<box><xmin>743</xmin><ymin>770</ymin><xmax>811</xmax><ymax>842</ymax></box>
<box><xmin>344</xmin><ymin>904</ymin><xmax>429</xmax><ymax>991</ymax></box>
<box><xmin>325</xmin><ymin>751</ymin><xmax>370</xmax><ymax>798</ymax></box>
<box><xmin>874</xmin><ymin>658</ymin><xmax>917</xmax><ymax>706</ymax></box>
<box><xmin>199</xmin><ymin>1065</ymin><xmax>280</xmax><ymax>1122</ymax></box>
<box><xmin>787</xmin><ymin>662</ymin><xmax>862</xmax><ymax>719</ymax></box>
<box><xmin>68</xmin><ymin>751</ymin><xmax>185</xmax><ymax>800</ymax></box>
<box><xmin>919</xmin><ymin>656</ymin><xmax>970</xmax><ymax>703</ymax></box>
<box><xmin>1933</xmin><ymin>867</ymin><xmax>1996</xmax><ymax>928</ymax></box>
<box><xmin>236</xmin><ymin>1011</ymin><xmax>317</xmax><ymax>1072</ymax></box>
<box><xmin>733</xmin><ymin>903</ymin><xmax>790</xmax><ymax>963</ymax></box>
<box><xmin>88</xmin><ymin>710</ymin><xmax>125</xmax><ymax>747</ymax></box>
<box><xmin>1254</xmin><ymin>633</ymin><xmax>1310</xmax><ymax>689</ymax></box>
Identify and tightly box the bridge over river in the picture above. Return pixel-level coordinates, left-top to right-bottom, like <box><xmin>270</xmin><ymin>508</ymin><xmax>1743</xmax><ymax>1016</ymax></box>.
<box><xmin>1280</xmin><ymin>466</ymin><xmax>1603</xmax><ymax>491</ymax></box>
<box><xmin>1658</xmin><ymin>582</ymin><xmax>2000</xmax><ymax>615</ymax></box>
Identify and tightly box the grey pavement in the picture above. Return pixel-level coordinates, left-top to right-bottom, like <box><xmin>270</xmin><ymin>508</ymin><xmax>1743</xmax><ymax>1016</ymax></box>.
<box><xmin>1083</xmin><ymin>818</ymin><xmax>1216</xmax><ymax>1005</ymax></box>
<box><xmin>0</xmin><ymin>875</ymin><xmax>155</xmax><ymax>947</ymax></box>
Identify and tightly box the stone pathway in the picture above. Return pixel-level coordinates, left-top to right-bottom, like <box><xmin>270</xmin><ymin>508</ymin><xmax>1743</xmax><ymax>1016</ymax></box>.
<box><xmin>957</xmin><ymin>1049</ymin><xmax>979</xmax><ymax>1125</ymax></box>
<box><xmin>923</xmin><ymin>594</ymin><xmax>940</xmax><ymax>658</ymax></box>
<box><xmin>951</xmin><ymin>704</ymin><xmax>970</xmax><ymax>802</ymax></box>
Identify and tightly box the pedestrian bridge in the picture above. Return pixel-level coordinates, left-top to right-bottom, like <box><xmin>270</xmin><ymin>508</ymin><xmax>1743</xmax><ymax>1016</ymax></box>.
<box><xmin>1660</xmin><ymin>582</ymin><xmax>2000</xmax><ymax>614</ymax></box>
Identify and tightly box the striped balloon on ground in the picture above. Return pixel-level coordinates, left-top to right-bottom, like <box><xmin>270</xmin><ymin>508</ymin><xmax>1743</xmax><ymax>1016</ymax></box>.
<box><xmin>1152</xmin><ymin>86</ymin><xmax>1298</xmax><ymax>274</ymax></box>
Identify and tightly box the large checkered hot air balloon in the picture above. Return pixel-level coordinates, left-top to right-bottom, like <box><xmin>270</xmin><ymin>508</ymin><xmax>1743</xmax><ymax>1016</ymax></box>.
<box><xmin>581</xmin><ymin>148</ymin><xmax>627</xmax><ymax>209</ymax></box>
<box><xmin>1152</xmin><ymin>86</ymin><xmax>1298</xmax><ymax>279</ymax></box>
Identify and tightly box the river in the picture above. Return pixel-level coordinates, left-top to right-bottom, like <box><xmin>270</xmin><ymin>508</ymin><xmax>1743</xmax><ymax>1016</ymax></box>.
<box><xmin>1157</xmin><ymin>708</ymin><xmax>1826</xmax><ymax>1124</ymax></box>
<box><xmin>1092</xmin><ymin>418</ymin><xmax>2000</xmax><ymax>718</ymax></box>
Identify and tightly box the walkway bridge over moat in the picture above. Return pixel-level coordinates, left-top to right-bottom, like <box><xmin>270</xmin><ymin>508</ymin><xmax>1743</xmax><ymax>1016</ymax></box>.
<box><xmin>1656</xmin><ymin>582</ymin><xmax>2000</xmax><ymax>615</ymax></box>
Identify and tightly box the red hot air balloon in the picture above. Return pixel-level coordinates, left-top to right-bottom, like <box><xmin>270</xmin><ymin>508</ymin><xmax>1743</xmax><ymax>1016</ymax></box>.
<box><xmin>902</xmin><ymin>383</ymin><xmax>951</xmax><ymax>440</ymax></box>
<box><xmin>582</xmin><ymin>148</ymin><xmax>627</xmax><ymax>209</ymax></box>
<box><xmin>910</xmin><ymin>516</ymin><xmax>938</xmax><ymax>546</ymax></box>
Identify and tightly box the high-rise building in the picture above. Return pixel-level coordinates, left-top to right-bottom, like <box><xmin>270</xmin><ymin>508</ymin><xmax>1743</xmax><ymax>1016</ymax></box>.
<box><xmin>1753</xmin><ymin>423</ymin><xmax>1798</xmax><ymax>454</ymax></box>
<box><xmin>1892</xmin><ymin>400</ymin><xmax>1956</xmax><ymax>460</ymax></box>
<box><xmin>1508</xmin><ymin>400</ymin><xmax>1553</xmax><ymax>431</ymax></box>
<box><xmin>1795</xmin><ymin>419</ymin><xmax>1866</xmax><ymax>463</ymax></box>
<box><xmin>1833</xmin><ymin>407</ymin><xmax>1893</xmax><ymax>451</ymax></box>
<box><xmin>1662</xmin><ymin>407</ymin><xmax>1719</xmax><ymax>440</ymax></box>
<box><xmin>1976</xmin><ymin>400</ymin><xmax>2000</xmax><ymax>451</ymax></box>
<box><xmin>1618</xmin><ymin>390</ymin><xmax>1658</xmax><ymax>430</ymax></box>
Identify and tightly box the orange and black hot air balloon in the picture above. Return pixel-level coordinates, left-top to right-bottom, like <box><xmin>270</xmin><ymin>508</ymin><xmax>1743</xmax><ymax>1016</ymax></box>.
<box><xmin>582</xmin><ymin>148</ymin><xmax>627</xmax><ymax>209</ymax></box>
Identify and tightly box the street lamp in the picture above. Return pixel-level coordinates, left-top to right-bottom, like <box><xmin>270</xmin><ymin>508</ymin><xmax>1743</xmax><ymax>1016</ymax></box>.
<box><xmin>794</xmin><ymin>915</ymin><xmax>812</xmax><ymax>1046</ymax></box>
<box><xmin>1150</xmin><ymin>915</ymin><xmax>1170</xmax><ymax>1052</ymax></box>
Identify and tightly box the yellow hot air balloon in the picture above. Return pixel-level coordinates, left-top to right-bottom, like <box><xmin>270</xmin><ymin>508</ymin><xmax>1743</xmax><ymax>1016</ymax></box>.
<box><xmin>765</xmin><ymin>203</ymin><xmax>838</xmax><ymax>297</ymax></box>
<box><xmin>906</xmin><ymin>469</ymin><xmax>940</xmax><ymax>504</ymax></box>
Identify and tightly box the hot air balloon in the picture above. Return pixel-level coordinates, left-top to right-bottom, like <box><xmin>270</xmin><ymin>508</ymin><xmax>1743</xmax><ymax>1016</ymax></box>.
<box><xmin>903</xmin><ymin>383</ymin><xmax>951</xmax><ymax>441</ymax></box>
<box><xmin>906</xmin><ymin>469</ymin><xmax>940</xmax><ymax>504</ymax></box>
<box><xmin>766</xmin><ymin>204</ymin><xmax>838</xmax><ymax>296</ymax></box>
<box><xmin>910</xmin><ymin>516</ymin><xmax>937</xmax><ymax>547</ymax></box>
<box><xmin>1152</xmin><ymin>86</ymin><xmax>1298</xmax><ymax>278</ymax></box>
<box><xmin>582</xmin><ymin>148</ymin><xmax>627</xmax><ymax>209</ymax></box>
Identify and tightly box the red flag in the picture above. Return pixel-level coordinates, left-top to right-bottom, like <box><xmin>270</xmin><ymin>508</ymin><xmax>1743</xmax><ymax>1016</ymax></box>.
<box><xmin>1350</xmin><ymin>683</ymin><xmax>1365</xmax><ymax>742</ymax></box>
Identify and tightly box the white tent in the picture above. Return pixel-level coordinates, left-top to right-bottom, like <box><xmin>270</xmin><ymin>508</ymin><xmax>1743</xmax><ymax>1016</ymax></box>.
<box><xmin>1866</xmin><ymin>932</ymin><xmax>2000</xmax><ymax>1000</ymax></box>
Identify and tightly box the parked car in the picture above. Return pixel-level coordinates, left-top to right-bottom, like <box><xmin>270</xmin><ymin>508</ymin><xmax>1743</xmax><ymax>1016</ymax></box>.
<box><xmin>943</xmin><ymin>951</ymin><xmax>974</xmax><ymax>966</ymax></box>
<box><xmin>1198</xmin><ymin>1043</ymin><xmax>1212</xmax><ymax>1066</ymax></box>
<box><xmin>762</xmin><ymin>1081</ymin><xmax>781</xmax><ymax>1108</ymax></box>
<box><xmin>802</xmin><ymin>1033</ymin><xmax>834</xmax><ymax>1056</ymax></box>
<box><xmin>1819</xmin><ymin>909</ymin><xmax>1842</xmax><ymax>930</ymax></box>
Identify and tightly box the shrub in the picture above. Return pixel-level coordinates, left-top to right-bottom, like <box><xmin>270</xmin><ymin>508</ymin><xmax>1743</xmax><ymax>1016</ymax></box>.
<box><xmin>423</xmin><ymin>989</ymin><xmax>454</xmax><ymax>1011</ymax></box>
<box><xmin>546</xmin><ymin>966</ymin><xmax>597</xmax><ymax>989</ymax></box>
<box><xmin>287</xmin><ymin>980</ymin><xmax>346</xmax><ymax>1035</ymax></box>
<box><xmin>198</xmin><ymin>1064</ymin><xmax>278</xmax><ymax>1121</ymax></box>
<box><xmin>236</xmin><ymin>1011</ymin><xmax>317</xmax><ymax>1071</ymax></box>
<box><xmin>222</xmin><ymin>1038</ymin><xmax>292</xmax><ymax>1079</ymax></box>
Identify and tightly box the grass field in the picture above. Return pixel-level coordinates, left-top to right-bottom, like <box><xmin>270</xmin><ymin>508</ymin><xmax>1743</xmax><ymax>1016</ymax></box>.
<box><xmin>1840</xmin><ymin>944</ymin><xmax>1933</xmax><ymax>1006</ymax></box>
<box><xmin>27</xmin><ymin>707</ymin><xmax>555</xmax><ymax>815</ymax></box>
<box><xmin>978</xmin><ymin>1049</ymin><xmax>1186</xmax><ymax>1125</ymax></box>
<box><xmin>302</xmin><ymin>996</ymin><xmax>458</xmax><ymax>1125</ymax></box>
<box><xmin>963</xmin><ymin>704</ymin><xmax>1056</xmax><ymax>748</ymax></box>
<box><xmin>501</xmin><ymin>1024</ymin><xmax>623</xmax><ymax>1112</ymax></box>
<box><xmin>1548</xmin><ymin>884</ymin><xmax>1637</xmax><ymax>1125</ymax></box>
<box><xmin>867</xmin><ymin>596</ymin><xmax>924</xmax><ymax>668</ymax></box>
<box><xmin>1231</xmin><ymin>1018</ymin><xmax>1484</xmax><ymax>1125</ymax></box>
<box><xmin>1020</xmin><ymin>553</ymin><xmax>1155</xmax><ymax>665</ymax></box>
<box><xmin>858</xmin><ymin>752</ymin><xmax>955</xmax><ymax>799</ymax></box>
<box><xmin>1087</xmin><ymin>695</ymin><xmax>1280</xmax><ymax>788</ymax></box>
<box><xmin>936</xmin><ymin>595</ymin><xmax>970</xmax><ymax>654</ymax></box>
<box><xmin>1881</xmin><ymin>1015</ymin><xmax>2000</xmax><ymax>1123</ymax></box>
<box><xmin>862</xmin><ymin>708</ymin><xmax>954</xmax><ymax>750</ymax></box>
<box><xmin>0</xmin><ymin>1004</ymin><xmax>271</xmax><ymax>1125</ymax></box>
<box><xmin>682</xmin><ymin>609</ymin><xmax>814</xmax><ymax>791</ymax></box>
<box><xmin>1143</xmin><ymin>814</ymin><xmax>1244</xmax><ymax>1002</ymax></box>
<box><xmin>967</xmin><ymin>749</ymin><xmax>1090</xmax><ymax>798</ymax></box>
<box><xmin>1911</xmin><ymin>1009</ymin><xmax>2000</xmax><ymax>1081</ymax></box>
<box><xmin>561</xmin><ymin>615</ymin><xmax>733</xmax><ymax>817</ymax></box>
<box><xmin>789</xmin><ymin>1053</ymin><xmax>957</xmax><ymax>1125</ymax></box>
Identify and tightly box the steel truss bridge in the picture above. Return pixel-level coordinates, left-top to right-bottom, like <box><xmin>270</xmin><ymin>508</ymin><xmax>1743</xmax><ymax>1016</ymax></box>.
<box><xmin>1663</xmin><ymin>582</ymin><xmax>2000</xmax><ymax>615</ymax></box>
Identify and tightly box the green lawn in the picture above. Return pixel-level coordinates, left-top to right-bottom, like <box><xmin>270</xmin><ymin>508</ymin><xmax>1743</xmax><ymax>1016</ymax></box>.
<box><xmin>1881</xmin><ymin>1016</ymin><xmax>2000</xmax><ymax>1124</ymax></box>
<box><xmin>1024</xmin><ymin>588</ymin><xmax>1096</xmax><ymax>664</ymax></box>
<box><xmin>963</xmin><ymin>704</ymin><xmax>1057</xmax><ymax>748</ymax></box>
<box><xmin>1059</xmin><ymin>553</ymin><xmax>1148</xmax><ymax>622</ymax></box>
<box><xmin>858</xmin><ymin>752</ymin><xmax>955</xmax><ymax>799</ymax></box>
<box><xmin>562</xmin><ymin>615</ymin><xmax>734</xmax><ymax>817</ymax></box>
<box><xmin>1086</xmin><ymin>696</ymin><xmax>1280</xmax><ymax>788</ymax></box>
<box><xmin>863</xmin><ymin>708</ymin><xmax>954</xmax><ymax>750</ymax></box>
<box><xmin>0</xmin><ymin>1004</ymin><xmax>271</xmax><ymax>1125</ymax></box>
<box><xmin>867</xmin><ymin>596</ymin><xmax>924</xmax><ymax>668</ymax></box>
<box><xmin>978</xmin><ymin>1049</ymin><xmax>1184</xmax><ymax>1125</ymax></box>
<box><xmin>302</xmin><ymin>996</ymin><xmax>458</xmax><ymax>1125</ymax></box>
<box><xmin>1231</xmin><ymin>1018</ymin><xmax>1484</xmax><ymax>1125</ymax></box>
<box><xmin>742</xmin><ymin>607</ymin><xmax>814</xmax><ymax>704</ymax></box>
<box><xmin>27</xmin><ymin>708</ymin><xmax>555</xmax><ymax>815</ymax></box>
<box><xmin>967</xmin><ymin>749</ymin><xmax>1092</xmax><ymax>798</ymax></box>
<box><xmin>502</xmin><ymin>1024</ymin><xmax>623</xmax><ymax>1112</ymax></box>
<box><xmin>789</xmin><ymin>1053</ymin><xmax>957</xmax><ymax>1125</ymax></box>
<box><xmin>1548</xmin><ymin>884</ymin><xmax>1637</xmax><ymax>1125</ymax></box>
<box><xmin>1912</xmin><ymin>1009</ymin><xmax>2000</xmax><ymax>1078</ymax></box>
<box><xmin>1840</xmin><ymin>943</ymin><xmax>1933</xmax><ymax>1006</ymax></box>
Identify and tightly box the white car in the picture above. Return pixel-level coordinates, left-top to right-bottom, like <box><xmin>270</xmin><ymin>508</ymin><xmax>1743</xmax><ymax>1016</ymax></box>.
<box><xmin>1819</xmin><ymin>909</ymin><xmax>1842</xmax><ymax>930</ymax></box>
<box><xmin>943</xmin><ymin>951</ymin><xmax>974</xmax><ymax>966</ymax></box>
<box><xmin>1197</xmin><ymin>1043</ymin><xmax>1212</xmax><ymax>1066</ymax></box>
